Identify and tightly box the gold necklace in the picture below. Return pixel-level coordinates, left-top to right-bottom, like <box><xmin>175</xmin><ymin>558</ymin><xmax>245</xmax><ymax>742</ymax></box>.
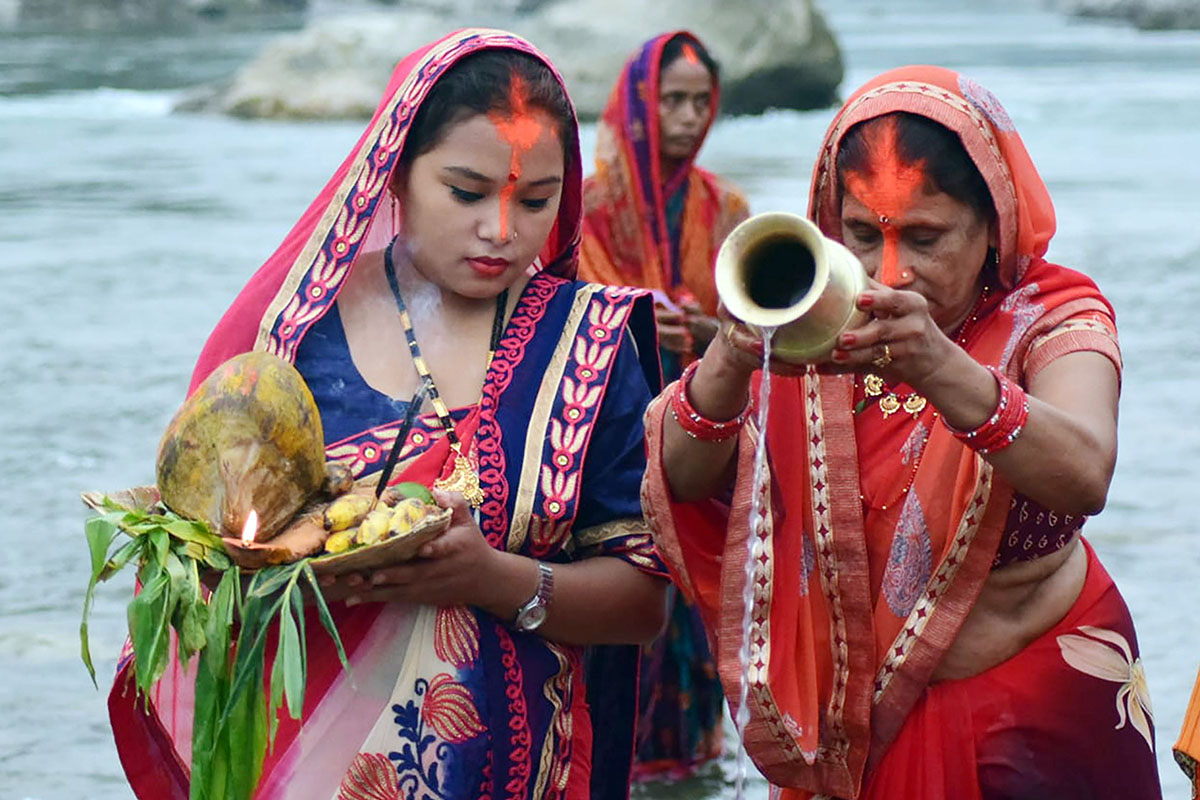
<box><xmin>855</xmin><ymin>285</ymin><xmax>991</xmax><ymax>420</ymax></box>
<box><xmin>862</xmin><ymin>373</ymin><xmax>927</xmax><ymax>419</ymax></box>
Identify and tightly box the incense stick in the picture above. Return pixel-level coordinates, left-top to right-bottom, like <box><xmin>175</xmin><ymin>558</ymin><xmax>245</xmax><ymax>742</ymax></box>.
<box><xmin>372</xmin><ymin>380</ymin><xmax>430</xmax><ymax>509</ymax></box>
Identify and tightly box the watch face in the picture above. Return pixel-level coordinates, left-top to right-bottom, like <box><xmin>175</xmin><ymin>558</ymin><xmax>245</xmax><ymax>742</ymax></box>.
<box><xmin>519</xmin><ymin>605</ymin><xmax>548</xmax><ymax>631</ymax></box>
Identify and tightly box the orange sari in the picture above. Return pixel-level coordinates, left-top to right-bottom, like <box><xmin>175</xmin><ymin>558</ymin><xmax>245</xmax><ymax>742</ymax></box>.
<box><xmin>644</xmin><ymin>67</ymin><xmax>1158</xmax><ymax>799</ymax></box>
<box><xmin>1179</xmin><ymin>668</ymin><xmax>1200</xmax><ymax>798</ymax></box>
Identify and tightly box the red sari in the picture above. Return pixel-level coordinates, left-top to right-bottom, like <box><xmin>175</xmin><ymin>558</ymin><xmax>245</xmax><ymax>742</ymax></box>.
<box><xmin>644</xmin><ymin>66</ymin><xmax>1160</xmax><ymax>799</ymax></box>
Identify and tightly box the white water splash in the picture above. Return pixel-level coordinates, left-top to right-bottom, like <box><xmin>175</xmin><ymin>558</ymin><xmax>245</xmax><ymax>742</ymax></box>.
<box><xmin>734</xmin><ymin>325</ymin><xmax>777</xmax><ymax>800</ymax></box>
<box><xmin>0</xmin><ymin>87</ymin><xmax>177</xmax><ymax>119</ymax></box>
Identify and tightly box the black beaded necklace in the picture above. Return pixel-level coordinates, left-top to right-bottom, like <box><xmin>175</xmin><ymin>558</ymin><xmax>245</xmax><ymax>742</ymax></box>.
<box><xmin>383</xmin><ymin>236</ymin><xmax>508</xmax><ymax>507</ymax></box>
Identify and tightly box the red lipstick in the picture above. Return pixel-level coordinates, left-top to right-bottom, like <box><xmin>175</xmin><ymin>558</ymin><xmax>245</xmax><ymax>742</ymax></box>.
<box><xmin>468</xmin><ymin>256</ymin><xmax>510</xmax><ymax>278</ymax></box>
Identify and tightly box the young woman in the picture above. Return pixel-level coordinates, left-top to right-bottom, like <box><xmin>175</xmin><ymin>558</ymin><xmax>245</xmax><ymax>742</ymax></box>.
<box><xmin>577</xmin><ymin>31</ymin><xmax>748</xmax><ymax>781</ymax></box>
<box><xmin>645</xmin><ymin>67</ymin><xmax>1161</xmax><ymax>799</ymax></box>
<box><xmin>108</xmin><ymin>29</ymin><xmax>668</xmax><ymax>800</ymax></box>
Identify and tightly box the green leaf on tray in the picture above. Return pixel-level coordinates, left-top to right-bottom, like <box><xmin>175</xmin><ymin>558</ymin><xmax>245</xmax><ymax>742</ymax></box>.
<box><xmin>81</xmin><ymin>513</ymin><xmax>126</xmax><ymax>686</ymax></box>
<box><xmin>79</xmin><ymin>496</ymin><xmax>349</xmax><ymax>800</ymax></box>
<box><xmin>127</xmin><ymin>567</ymin><xmax>172</xmax><ymax>695</ymax></box>
<box><xmin>302</xmin><ymin>562</ymin><xmax>350</xmax><ymax>674</ymax></box>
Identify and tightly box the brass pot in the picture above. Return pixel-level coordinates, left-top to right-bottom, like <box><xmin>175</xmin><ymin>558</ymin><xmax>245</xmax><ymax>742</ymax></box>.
<box><xmin>715</xmin><ymin>211</ymin><xmax>869</xmax><ymax>363</ymax></box>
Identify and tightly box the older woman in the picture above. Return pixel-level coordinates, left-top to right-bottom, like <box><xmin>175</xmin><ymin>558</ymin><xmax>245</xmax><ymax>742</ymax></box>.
<box><xmin>578</xmin><ymin>31</ymin><xmax>749</xmax><ymax>779</ymax></box>
<box><xmin>642</xmin><ymin>66</ymin><xmax>1162</xmax><ymax>799</ymax></box>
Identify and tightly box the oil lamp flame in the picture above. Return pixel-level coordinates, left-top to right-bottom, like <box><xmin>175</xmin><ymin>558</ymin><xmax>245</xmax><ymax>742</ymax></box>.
<box><xmin>241</xmin><ymin>509</ymin><xmax>259</xmax><ymax>546</ymax></box>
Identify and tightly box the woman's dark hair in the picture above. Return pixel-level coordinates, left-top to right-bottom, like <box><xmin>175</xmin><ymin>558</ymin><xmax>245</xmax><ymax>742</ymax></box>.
<box><xmin>660</xmin><ymin>34</ymin><xmax>720</xmax><ymax>82</ymax></box>
<box><xmin>837</xmin><ymin>112</ymin><xmax>995</xmax><ymax>222</ymax></box>
<box><xmin>398</xmin><ymin>49</ymin><xmax>574</xmax><ymax>168</ymax></box>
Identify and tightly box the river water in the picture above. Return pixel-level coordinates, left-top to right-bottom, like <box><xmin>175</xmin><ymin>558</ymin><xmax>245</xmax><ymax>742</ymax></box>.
<box><xmin>1</xmin><ymin>1</ymin><xmax>1197</xmax><ymax>798</ymax></box>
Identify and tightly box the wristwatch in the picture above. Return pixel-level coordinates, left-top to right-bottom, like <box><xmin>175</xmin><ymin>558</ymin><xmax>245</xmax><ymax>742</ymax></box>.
<box><xmin>512</xmin><ymin>561</ymin><xmax>554</xmax><ymax>632</ymax></box>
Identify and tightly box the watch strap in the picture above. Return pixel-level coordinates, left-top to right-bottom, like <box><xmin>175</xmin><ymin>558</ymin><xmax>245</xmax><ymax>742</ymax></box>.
<box><xmin>513</xmin><ymin>561</ymin><xmax>554</xmax><ymax>630</ymax></box>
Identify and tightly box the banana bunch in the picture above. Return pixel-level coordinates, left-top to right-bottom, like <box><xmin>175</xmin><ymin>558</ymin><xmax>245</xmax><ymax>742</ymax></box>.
<box><xmin>322</xmin><ymin>482</ymin><xmax>436</xmax><ymax>554</ymax></box>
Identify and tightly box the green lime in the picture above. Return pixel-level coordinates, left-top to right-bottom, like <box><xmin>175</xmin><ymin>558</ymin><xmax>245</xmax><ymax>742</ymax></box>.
<box><xmin>392</xmin><ymin>481</ymin><xmax>435</xmax><ymax>505</ymax></box>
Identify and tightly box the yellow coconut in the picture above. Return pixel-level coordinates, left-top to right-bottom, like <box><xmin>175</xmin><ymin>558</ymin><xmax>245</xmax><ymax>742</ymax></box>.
<box><xmin>156</xmin><ymin>351</ymin><xmax>326</xmax><ymax>541</ymax></box>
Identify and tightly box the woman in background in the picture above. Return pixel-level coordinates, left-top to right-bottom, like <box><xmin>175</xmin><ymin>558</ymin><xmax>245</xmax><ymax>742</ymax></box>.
<box><xmin>578</xmin><ymin>30</ymin><xmax>749</xmax><ymax>781</ymax></box>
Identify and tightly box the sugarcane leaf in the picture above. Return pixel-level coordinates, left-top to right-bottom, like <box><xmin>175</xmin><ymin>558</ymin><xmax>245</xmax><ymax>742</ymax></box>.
<box><xmin>225</xmin><ymin>655</ymin><xmax>267</xmax><ymax>800</ymax></box>
<box><xmin>191</xmin><ymin>569</ymin><xmax>237</xmax><ymax>800</ymax></box>
<box><xmin>291</xmin><ymin>588</ymin><xmax>307</xmax><ymax>682</ymax></box>
<box><xmin>279</xmin><ymin>600</ymin><xmax>305</xmax><ymax>720</ymax></box>
<box><xmin>98</xmin><ymin>537</ymin><xmax>142</xmax><ymax>581</ymax></box>
<box><xmin>210</xmin><ymin>567</ymin><xmax>276</xmax><ymax>800</ymax></box>
<box><xmin>202</xmin><ymin>569</ymin><xmax>237</xmax><ymax>677</ymax></box>
<box><xmin>178</xmin><ymin>595</ymin><xmax>209</xmax><ymax>662</ymax></box>
<box><xmin>80</xmin><ymin>515</ymin><xmax>125</xmax><ymax>686</ymax></box>
<box><xmin>164</xmin><ymin>551</ymin><xmax>188</xmax><ymax>599</ymax></box>
<box><xmin>223</xmin><ymin>592</ymin><xmax>286</xmax><ymax>721</ymax></box>
<box><xmin>204</xmin><ymin>548</ymin><xmax>232</xmax><ymax>572</ymax></box>
<box><xmin>163</xmin><ymin>551</ymin><xmax>193</xmax><ymax>659</ymax></box>
<box><xmin>246</xmin><ymin>566</ymin><xmax>295</xmax><ymax>599</ymax></box>
<box><xmin>149</xmin><ymin>527</ymin><xmax>170</xmax><ymax>568</ymax></box>
<box><xmin>164</xmin><ymin>517</ymin><xmax>218</xmax><ymax>543</ymax></box>
<box><xmin>127</xmin><ymin>570</ymin><xmax>171</xmax><ymax>694</ymax></box>
<box><xmin>268</xmin><ymin>608</ymin><xmax>286</xmax><ymax>744</ymax></box>
<box><xmin>86</xmin><ymin>515</ymin><xmax>121</xmax><ymax>576</ymax></box>
<box><xmin>301</xmin><ymin>562</ymin><xmax>350</xmax><ymax>673</ymax></box>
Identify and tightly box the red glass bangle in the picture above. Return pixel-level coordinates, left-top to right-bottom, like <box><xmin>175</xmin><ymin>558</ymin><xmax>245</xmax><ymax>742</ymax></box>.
<box><xmin>669</xmin><ymin>361</ymin><xmax>751</xmax><ymax>442</ymax></box>
<box><xmin>946</xmin><ymin>365</ymin><xmax>1029</xmax><ymax>455</ymax></box>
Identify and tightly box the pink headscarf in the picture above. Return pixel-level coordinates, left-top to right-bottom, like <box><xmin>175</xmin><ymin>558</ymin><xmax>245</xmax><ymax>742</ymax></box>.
<box><xmin>189</xmin><ymin>28</ymin><xmax>583</xmax><ymax>392</ymax></box>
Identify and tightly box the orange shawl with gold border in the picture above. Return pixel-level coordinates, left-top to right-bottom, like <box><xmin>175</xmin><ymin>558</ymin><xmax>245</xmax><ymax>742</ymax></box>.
<box><xmin>643</xmin><ymin>66</ymin><xmax>1121</xmax><ymax>798</ymax></box>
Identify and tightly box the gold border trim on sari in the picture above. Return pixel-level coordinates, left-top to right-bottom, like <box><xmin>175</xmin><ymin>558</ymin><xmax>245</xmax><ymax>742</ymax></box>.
<box><xmin>572</xmin><ymin>517</ymin><xmax>651</xmax><ymax>549</ymax></box>
<box><xmin>252</xmin><ymin>29</ymin><xmax>502</xmax><ymax>356</ymax></box>
<box><xmin>873</xmin><ymin>463</ymin><xmax>993</xmax><ymax>700</ymax></box>
<box><xmin>509</xmin><ymin>284</ymin><xmax>601</xmax><ymax>552</ymax></box>
<box><xmin>534</xmin><ymin>642</ymin><xmax>575</xmax><ymax>798</ymax></box>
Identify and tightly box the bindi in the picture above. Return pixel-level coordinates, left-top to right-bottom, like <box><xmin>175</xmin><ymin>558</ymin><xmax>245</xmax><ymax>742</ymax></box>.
<box><xmin>843</xmin><ymin>116</ymin><xmax>927</xmax><ymax>285</ymax></box>
<box><xmin>487</xmin><ymin>73</ymin><xmax>546</xmax><ymax>241</ymax></box>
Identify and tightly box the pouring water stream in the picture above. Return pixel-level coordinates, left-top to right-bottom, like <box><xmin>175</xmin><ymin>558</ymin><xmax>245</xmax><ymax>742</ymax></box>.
<box><xmin>733</xmin><ymin>325</ymin><xmax>777</xmax><ymax>800</ymax></box>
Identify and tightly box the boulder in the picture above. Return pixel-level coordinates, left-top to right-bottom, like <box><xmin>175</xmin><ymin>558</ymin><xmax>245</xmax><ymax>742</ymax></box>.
<box><xmin>12</xmin><ymin>0</ymin><xmax>305</xmax><ymax>29</ymax></box>
<box><xmin>1062</xmin><ymin>0</ymin><xmax>1200</xmax><ymax>29</ymax></box>
<box><xmin>186</xmin><ymin>0</ymin><xmax>844</xmax><ymax>119</ymax></box>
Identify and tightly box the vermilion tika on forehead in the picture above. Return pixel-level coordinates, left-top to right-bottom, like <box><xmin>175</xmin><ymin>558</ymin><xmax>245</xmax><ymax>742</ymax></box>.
<box><xmin>843</xmin><ymin>116</ymin><xmax>928</xmax><ymax>287</ymax></box>
<box><xmin>681</xmin><ymin>43</ymin><xmax>700</xmax><ymax>66</ymax></box>
<box><xmin>487</xmin><ymin>73</ymin><xmax>548</xmax><ymax>240</ymax></box>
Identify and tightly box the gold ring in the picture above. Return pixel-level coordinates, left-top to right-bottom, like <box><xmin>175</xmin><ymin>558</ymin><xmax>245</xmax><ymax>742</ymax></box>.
<box><xmin>871</xmin><ymin>343</ymin><xmax>892</xmax><ymax>369</ymax></box>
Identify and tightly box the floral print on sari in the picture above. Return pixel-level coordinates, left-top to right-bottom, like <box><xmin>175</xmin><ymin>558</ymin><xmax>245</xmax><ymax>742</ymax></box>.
<box><xmin>1057</xmin><ymin>625</ymin><xmax>1154</xmax><ymax>751</ymax></box>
